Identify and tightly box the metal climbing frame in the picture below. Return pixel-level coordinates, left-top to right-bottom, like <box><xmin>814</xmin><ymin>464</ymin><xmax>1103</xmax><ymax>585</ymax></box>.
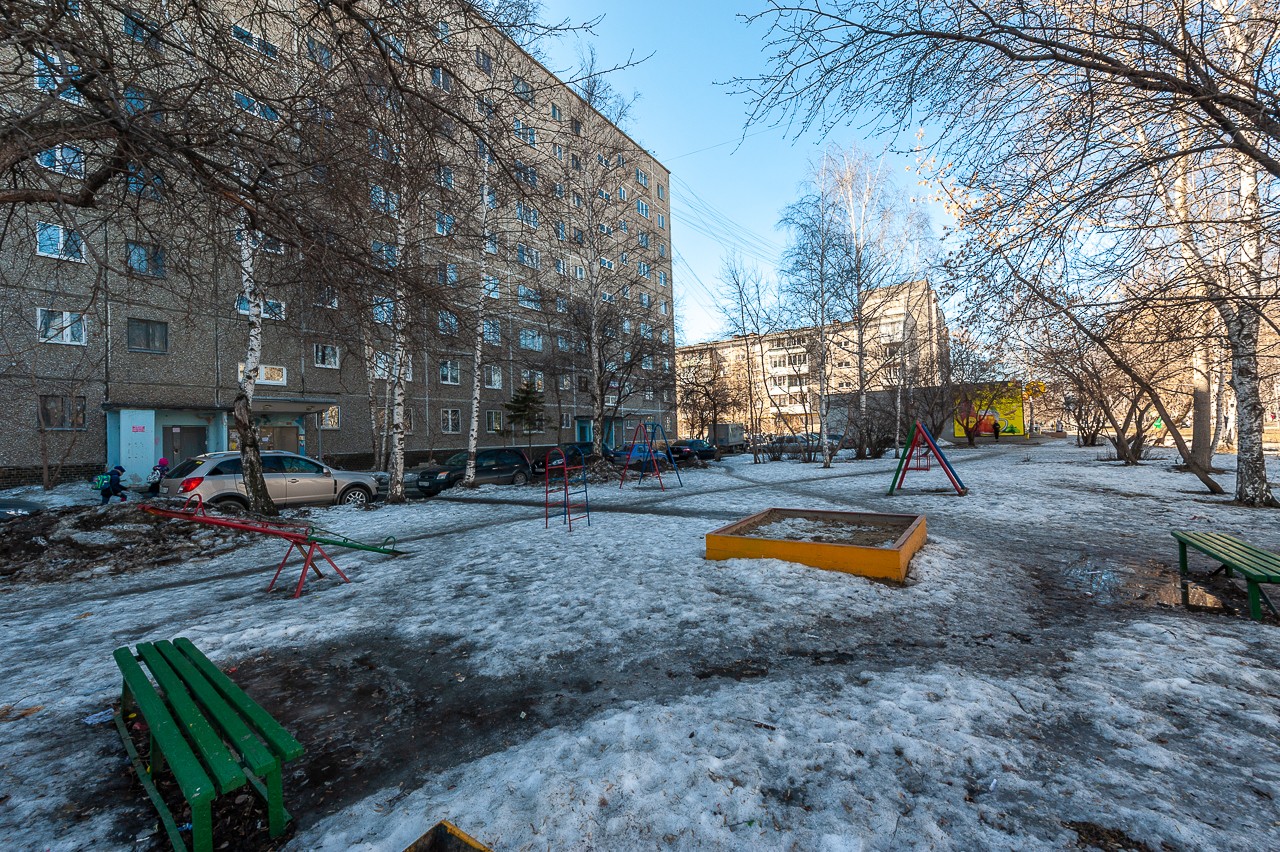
<box><xmin>887</xmin><ymin>420</ymin><xmax>968</xmax><ymax>496</ymax></box>
<box><xmin>544</xmin><ymin>445</ymin><xmax>590</xmax><ymax>530</ymax></box>
<box><xmin>141</xmin><ymin>495</ymin><xmax>403</xmax><ymax>598</ymax></box>
<box><xmin>618</xmin><ymin>421</ymin><xmax>683</xmax><ymax>490</ymax></box>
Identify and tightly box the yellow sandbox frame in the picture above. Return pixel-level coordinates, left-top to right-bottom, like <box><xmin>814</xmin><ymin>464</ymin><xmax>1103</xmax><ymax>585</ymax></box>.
<box><xmin>705</xmin><ymin>508</ymin><xmax>927</xmax><ymax>583</ymax></box>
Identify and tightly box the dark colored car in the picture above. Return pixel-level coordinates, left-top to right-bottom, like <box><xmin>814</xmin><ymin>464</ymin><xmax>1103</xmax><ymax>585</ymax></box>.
<box><xmin>531</xmin><ymin>442</ymin><xmax>598</xmax><ymax>476</ymax></box>
<box><xmin>671</xmin><ymin>439</ymin><xmax>718</xmax><ymax>461</ymax></box>
<box><xmin>0</xmin><ymin>498</ymin><xmax>42</xmax><ymax>519</ymax></box>
<box><xmin>406</xmin><ymin>448</ymin><xmax>533</xmax><ymax>496</ymax></box>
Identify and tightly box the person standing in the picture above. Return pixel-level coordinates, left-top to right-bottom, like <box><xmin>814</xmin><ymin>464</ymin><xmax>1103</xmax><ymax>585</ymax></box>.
<box><xmin>145</xmin><ymin>457</ymin><xmax>169</xmax><ymax>497</ymax></box>
<box><xmin>990</xmin><ymin>415</ymin><xmax>1001</xmax><ymax>442</ymax></box>
<box><xmin>100</xmin><ymin>465</ymin><xmax>127</xmax><ymax>504</ymax></box>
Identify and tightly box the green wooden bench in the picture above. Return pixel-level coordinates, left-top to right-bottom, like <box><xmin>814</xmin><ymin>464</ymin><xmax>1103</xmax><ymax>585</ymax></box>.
<box><xmin>1172</xmin><ymin>530</ymin><xmax>1280</xmax><ymax>621</ymax></box>
<box><xmin>113</xmin><ymin>637</ymin><xmax>304</xmax><ymax>852</ymax></box>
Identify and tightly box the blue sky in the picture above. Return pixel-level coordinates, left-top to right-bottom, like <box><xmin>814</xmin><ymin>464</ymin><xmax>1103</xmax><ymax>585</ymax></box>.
<box><xmin>535</xmin><ymin>1</ymin><xmax>933</xmax><ymax>345</ymax></box>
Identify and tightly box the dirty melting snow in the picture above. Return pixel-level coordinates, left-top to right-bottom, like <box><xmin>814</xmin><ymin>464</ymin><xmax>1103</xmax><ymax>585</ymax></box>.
<box><xmin>2</xmin><ymin>442</ymin><xmax>1280</xmax><ymax>850</ymax></box>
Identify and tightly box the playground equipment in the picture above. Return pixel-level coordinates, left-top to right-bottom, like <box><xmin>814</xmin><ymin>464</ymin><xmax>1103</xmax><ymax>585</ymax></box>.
<box><xmin>141</xmin><ymin>495</ymin><xmax>403</xmax><ymax>598</ymax></box>
<box><xmin>705</xmin><ymin>508</ymin><xmax>927</xmax><ymax>583</ymax></box>
<box><xmin>888</xmin><ymin>421</ymin><xmax>967</xmax><ymax>496</ymax></box>
<box><xmin>544</xmin><ymin>445</ymin><xmax>591</xmax><ymax>530</ymax></box>
<box><xmin>404</xmin><ymin>820</ymin><xmax>493</xmax><ymax>851</ymax></box>
<box><xmin>618</xmin><ymin>421</ymin><xmax>682</xmax><ymax>490</ymax></box>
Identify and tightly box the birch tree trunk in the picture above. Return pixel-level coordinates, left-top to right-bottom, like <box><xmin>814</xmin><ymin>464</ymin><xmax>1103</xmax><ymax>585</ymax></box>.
<box><xmin>233</xmin><ymin>226</ymin><xmax>276</xmax><ymax>516</ymax></box>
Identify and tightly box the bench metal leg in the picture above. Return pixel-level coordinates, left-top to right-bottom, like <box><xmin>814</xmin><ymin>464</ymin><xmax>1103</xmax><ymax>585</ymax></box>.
<box><xmin>1245</xmin><ymin>583</ymin><xmax>1279</xmax><ymax>621</ymax></box>
<box><xmin>191</xmin><ymin>798</ymin><xmax>213</xmax><ymax>852</ymax></box>
<box><xmin>1179</xmin><ymin>542</ymin><xmax>1189</xmax><ymax>607</ymax></box>
<box><xmin>266</xmin><ymin>762</ymin><xmax>286</xmax><ymax>837</ymax></box>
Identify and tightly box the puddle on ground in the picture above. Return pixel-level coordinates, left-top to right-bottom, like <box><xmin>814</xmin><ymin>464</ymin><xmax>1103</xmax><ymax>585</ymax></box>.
<box><xmin>1060</xmin><ymin>557</ymin><xmax>1227</xmax><ymax>612</ymax></box>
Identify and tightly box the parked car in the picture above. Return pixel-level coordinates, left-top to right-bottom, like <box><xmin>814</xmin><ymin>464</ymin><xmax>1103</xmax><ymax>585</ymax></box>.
<box><xmin>607</xmin><ymin>444</ymin><xmax>673</xmax><ymax>470</ymax></box>
<box><xmin>671</xmin><ymin>439</ymin><xmax>718</xmax><ymax>461</ymax></box>
<box><xmin>406</xmin><ymin>448</ymin><xmax>533</xmax><ymax>496</ymax></box>
<box><xmin>160</xmin><ymin>451</ymin><xmax>380</xmax><ymax>509</ymax></box>
<box><xmin>0</xmin><ymin>498</ymin><xmax>42</xmax><ymax>519</ymax></box>
<box><xmin>712</xmin><ymin>423</ymin><xmax>749</xmax><ymax>453</ymax></box>
<box><xmin>531</xmin><ymin>442</ymin><xmax>597</xmax><ymax>476</ymax></box>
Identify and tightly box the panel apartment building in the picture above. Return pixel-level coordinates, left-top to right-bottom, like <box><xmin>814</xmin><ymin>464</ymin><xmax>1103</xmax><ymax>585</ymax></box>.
<box><xmin>3</xmin><ymin>3</ymin><xmax>678</xmax><ymax>486</ymax></box>
<box><xmin>676</xmin><ymin>280</ymin><xmax>948</xmax><ymax>437</ymax></box>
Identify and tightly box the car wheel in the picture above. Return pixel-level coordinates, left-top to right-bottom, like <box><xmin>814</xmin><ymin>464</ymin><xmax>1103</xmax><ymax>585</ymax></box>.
<box><xmin>338</xmin><ymin>486</ymin><xmax>371</xmax><ymax>506</ymax></box>
<box><xmin>511</xmin><ymin>471</ymin><xmax>528</xmax><ymax>486</ymax></box>
<box><xmin>211</xmin><ymin>496</ymin><xmax>248</xmax><ymax>513</ymax></box>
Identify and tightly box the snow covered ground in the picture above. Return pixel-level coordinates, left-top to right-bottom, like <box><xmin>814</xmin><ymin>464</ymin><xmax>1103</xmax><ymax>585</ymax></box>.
<box><xmin>2</xmin><ymin>439</ymin><xmax>1280</xmax><ymax>851</ymax></box>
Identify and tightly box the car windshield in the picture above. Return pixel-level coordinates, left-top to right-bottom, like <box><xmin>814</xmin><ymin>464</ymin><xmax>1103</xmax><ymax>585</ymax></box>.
<box><xmin>444</xmin><ymin>452</ymin><xmax>469</xmax><ymax>467</ymax></box>
<box><xmin>167</xmin><ymin>458</ymin><xmax>206</xmax><ymax>479</ymax></box>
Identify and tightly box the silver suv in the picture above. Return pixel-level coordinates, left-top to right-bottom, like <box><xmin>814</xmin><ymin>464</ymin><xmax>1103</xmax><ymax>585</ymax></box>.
<box><xmin>159</xmin><ymin>451</ymin><xmax>379</xmax><ymax>509</ymax></box>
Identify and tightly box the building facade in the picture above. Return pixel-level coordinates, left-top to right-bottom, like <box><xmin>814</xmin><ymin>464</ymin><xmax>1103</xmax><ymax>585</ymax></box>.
<box><xmin>3</xmin><ymin>5</ymin><xmax>677</xmax><ymax>486</ymax></box>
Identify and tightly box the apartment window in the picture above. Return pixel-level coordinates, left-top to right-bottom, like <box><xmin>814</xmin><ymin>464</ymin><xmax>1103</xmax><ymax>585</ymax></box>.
<box><xmin>642</xmin><ymin>355</ymin><xmax>654</xmax><ymax>370</ymax></box>
<box><xmin>37</xmin><ymin>309</ymin><xmax>85</xmax><ymax>345</ymax></box>
<box><xmin>435</xmin><ymin>211</ymin><xmax>456</xmax><ymax>236</ymax></box>
<box><xmin>127</xmin><ymin>318</ymin><xmax>168</xmax><ymax>353</ymax></box>
<box><xmin>372</xmin><ymin>240</ymin><xmax>399</xmax><ymax>268</ymax></box>
<box><xmin>371</xmin><ymin>352</ymin><xmax>411</xmax><ymax>382</ymax></box>
<box><xmin>483</xmin><ymin>319</ymin><xmax>501</xmax><ymax>344</ymax></box>
<box><xmin>516</xmin><ymin>243</ymin><xmax>540</xmax><ymax>269</ymax></box>
<box><xmin>306</xmin><ymin>35</ymin><xmax>333</xmax><ymax>68</ymax></box>
<box><xmin>623</xmin><ymin>319</ymin><xmax>632</xmax><ymax>334</ymax></box>
<box><xmin>658</xmin><ymin>271</ymin><xmax>668</xmax><ymax>287</ymax></box>
<box><xmin>483</xmin><ymin>275</ymin><xmax>500</xmax><ymax>299</ymax></box>
<box><xmin>233</xmin><ymin>91</ymin><xmax>278</xmax><ymax>121</ymax></box>
<box><xmin>125</xmin><ymin>241</ymin><xmax>165</xmax><ymax>277</ymax></box>
<box><xmin>598</xmin><ymin>222</ymin><xmax>612</xmax><ymax>235</ymax></box>
<box><xmin>436</xmin><ymin>19</ymin><xmax>450</xmax><ymax>41</ymax></box>
<box><xmin>38</xmin><ymin>395</ymin><xmax>86</xmax><ymax>430</ymax></box>
<box><xmin>553</xmin><ymin>144</ymin><xmax>564</xmax><ymax>162</ymax></box>
<box><xmin>556</xmin><ymin>297</ymin><xmax>568</xmax><ymax>313</ymax></box>
<box><xmin>370</xmin><ymin>184</ymin><xmax>400</xmax><ymax>217</ymax></box>
<box><xmin>482</xmin><ymin>184</ymin><xmax>498</xmax><ymax>209</ymax></box>
<box><xmin>556</xmin><ymin>334</ymin><xmax>570</xmax><ymax>351</ymax></box>
<box><xmin>599</xmin><ymin>257</ymin><xmax>614</xmax><ymax>271</ymax></box>
<box><xmin>572</xmin><ymin>191</ymin><xmax>583</xmax><ymax>208</ymax></box>
<box><xmin>638</xmin><ymin>232</ymin><xmax>650</xmax><ymax>249</ymax></box>
<box><xmin>476</xmin><ymin>137</ymin><xmax>496</xmax><ymax>164</ymax></box>
<box><xmin>37</xmin><ymin>145</ymin><xmax>84</xmax><ymax>177</ymax></box>
<box><xmin>372</xmin><ymin>296</ymin><xmax>394</xmax><ymax>325</ymax></box>
<box><xmin>658</xmin><ymin>184</ymin><xmax>666</xmax><ymax>200</ymax></box>
<box><xmin>236</xmin><ymin>295</ymin><xmax>286</xmax><ymax>320</ymax></box>
<box><xmin>639</xmin><ymin>292</ymin><xmax>651</xmax><ymax>307</ymax></box>
<box><xmin>640</xmin><ymin>322</ymin><xmax>653</xmax><ymax>339</ymax></box>
<box><xmin>439</xmin><ymin>310</ymin><xmax>459</xmax><ymax>334</ymax></box>
<box><xmin>368</xmin><ymin>129</ymin><xmax>398</xmax><ymax>162</ymax></box>
<box><xmin>314</xmin><ymin>343</ymin><xmax>340</xmax><ymax>369</ymax></box>
<box><xmin>554</xmin><ymin>182</ymin><xmax>565</xmax><ymax>199</ymax></box>
<box><xmin>483</xmin><ymin>365</ymin><xmax>502</xmax><ymax>389</ymax></box>
<box><xmin>636</xmin><ymin>200</ymin><xmax>650</xmax><ymax>218</ymax></box>
<box><xmin>126</xmin><ymin>162</ymin><xmax>164</xmax><ymax>199</ymax></box>
<box><xmin>513</xmin><ymin>118</ymin><xmax>536</xmax><ymax>146</ymax></box>
<box><xmin>36</xmin><ymin>222</ymin><xmax>84</xmax><ymax>262</ymax></box>
<box><xmin>635</xmin><ymin>168</ymin><xmax>649</xmax><ymax>187</ymax></box>
<box><xmin>660</xmin><ymin>328</ymin><xmax>670</xmax><ymax>343</ymax></box>
<box><xmin>518</xmin><ymin>285</ymin><xmax>542</xmax><ymax>309</ymax></box>
<box><xmin>573</xmin><ymin>227</ymin><xmax>584</xmax><ymax>244</ymax></box>
<box><xmin>437</xmin><ymin>263</ymin><xmax>459</xmax><ymax>286</ymax></box>
<box><xmin>575</xmin><ymin>265</ymin><xmax>586</xmax><ymax>280</ymax></box>
<box><xmin>34</xmin><ymin>53</ymin><xmax>82</xmax><ymax>103</ymax></box>
<box><xmin>485</xmin><ymin>232</ymin><xmax>498</xmax><ymax>254</ymax></box>
<box><xmin>437</xmin><ymin>165</ymin><xmax>454</xmax><ymax>188</ymax></box>
<box><xmin>659</xmin><ymin>243</ymin><xmax>667</xmax><ymax>258</ymax></box>
<box><xmin>555</xmin><ymin>221</ymin><xmax>566</xmax><ymax>241</ymax></box>
<box><xmin>513</xmin><ymin>76</ymin><xmax>533</xmax><ymax>103</ymax></box>
<box><xmin>319</xmin><ymin>406</ymin><xmax>341</xmax><ymax>430</ymax></box>
<box><xmin>521</xmin><ymin>370</ymin><xmax>544</xmax><ymax>392</ymax></box>
<box><xmin>475</xmin><ymin>95</ymin><xmax>495</xmax><ymax>117</ymax></box>
<box><xmin>638</xmin><ymin>262</ymin><xmax>651</xmax><ymax>279</ymax></box>
<box><xmin>439</xmin><ymin>359</ymin><xmax>460</xmax><ymax>385</ymax></box>
<box><xmin>124</xmin><ymin>86</ymin><xmax>161</xmax><ymax>121</ymax></box>
<box><xmin>571</xmin><ymin>118</ymin><xmax>583</xmax><ymax>135</ymax></box>
<box><xmin>515</xmin><ymin>161</ymin><xmax>537</xmax><ymax>188</ymax></box>
<box><xmin>440</xmin><ymin>408</ymin><xmax>461</xmax><ymax>433</ymax></box>
<box><xmin>231</xmin><ymin>24</ymin><xmax>276</xmax><ymax>58</ymax></box>
<box><xmin>431</xmin><ymin>67</ymin><xmax>453</xmax><ymax>92</ymax></box>
<box><xmin>485</xmin><ymin>410</ymin><xmax>503</xmax><ymax>432</ymax></box>
<box><xmin>658</xmin><ymin>213</ymin><xmax>666</xmax><ymax>229</ymax></box>
<box><xmin>238</xmin><ymin>363</ymin><xmax>287</xmax><ymax>385</ymax></box>
<box><xmin>517</xmin><ymin>202</ymin><xmax>539</xmax><ymax>228</ymax></box>
<box><xmin>519</xmin><ymin>329</ymin><xmax>543</xmax><ymax>351</ymax></box>
<box><xmin>551</xmin><ymin>102</ymin><xmax>562</xmax><ymax>120</ymax></box>
<box><xmin>475</xmin><ymin>47</ymin><xmax>492</xmax><ymax>75</ymax></box>
<box><xmin>124</xmin><ymin>10</ymin><xmax>163</xmax><ymax>49</ymax></box>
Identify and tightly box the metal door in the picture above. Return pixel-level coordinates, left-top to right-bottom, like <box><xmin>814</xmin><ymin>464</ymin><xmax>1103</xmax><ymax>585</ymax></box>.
<box><xmin>163</xmin><ymin>426</ymin><xmax>208</xmax><ymax>467</ymax></box>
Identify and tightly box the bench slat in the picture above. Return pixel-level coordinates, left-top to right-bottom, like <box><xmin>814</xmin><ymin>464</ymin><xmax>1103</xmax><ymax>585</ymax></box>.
<box><xmin>1184</xmin><ymin>532</ymin><xmax>1279</xmax><ymax>566</ymax></box>
<box><xmin>174</xmin><ymin>638</ymin><xmax>304</xmax><ymax>762</ymax></box>
<box><xmin>113</xmin><ymin>647</ymin><xmax>217</xmax><ymax>806</ymax></box>
<box><xmin>154</xmin><ymin>640</ymin><xmax>278</xmax><ymax>777</ymax></box>
<box><xmin>1172</xmin><ymin>532</ymin><xmax>1280</xmax><ymax>580</ymax></box>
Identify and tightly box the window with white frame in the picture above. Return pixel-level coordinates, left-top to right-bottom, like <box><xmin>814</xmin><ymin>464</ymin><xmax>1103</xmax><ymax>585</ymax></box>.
<box><xmin>37</xmin><ymin>309</ymin><xmax>85</xmax><ymax>345</ymax></box>
<box><xmin>236</xmin><ymin>295</ymin><xmax>286</xmax><ymax>320</ymax></box>
<box><xmin>659</xmin><ymin>242</ymin><xmax>667</xmax><ymax>258</ymax></box>
<box><xmin>483</xmin><ymin>364</ymin><xmax>502</xmax><ymax>389</ymax></box>
<box><xmin>238</xmin><ymin>363</ymin><xmax>287</xmax><ymax>385</ymax></box>
<box><xmin>513</xmin><ymin>118</ymin><xmax>536</xmax><ymax>146</ymax></box>
<box><xmin>437</xmin><ymin>263</ymin><xmax>459</xmax><ymax>286</ymax></box>
<box><xmin>660</xmin><ymin>300</ymin><xmax>669</xmax><ymax>315</ymax></box>
<box><xmin>431</xmin><ymin>66</ymin><xmax>453</xmax><ymax>92</ymax></box>
<box><xmin>622</xmin><ymin>319</ymin><xmax>631</xmax><ymax>334</ymax></box>
<box><xmin>658</xmin><ymin>213</ymin><xmax>666</xmax><ymax>229</ymax></box>
<box><xmin>370</xmin><ymin>184</ymin><xmax>400</xmax><ymax>217</ymax></box>
<box><xmin>483</xmin><ymin>276</ymin><xmax>500</xmax><ymax>298</ymax></box>
<box><xmin>35</xmin><ymin>222</ymin><xmax>84</xmax><ymax>261</ymax></box>
<box><xmin>319</xmin><ymin>406</ymin><xmax>341</xmax><ymax>429</ymax></box>
<box><xmin>486</xmin><ymin>410</ymin><xmax>503</xmax><ymax>432</ymax></box>
<box><xmin>658</xmin><ymin>184</ymin><xmax>666</xmax><ymax>200</ymax></box>
<box><xmin>575</xmin><ymin>265</ymin><xmax>586</xmax><ymax>280</ymax></box>
<box><xmin>636</xmin><ymin>199</ymin><xmax>650</xmax><ymax>218</ymax></box>
<box><xmin>638</xmin><ymin>262</ymin><xmax>651</xmax><ymax>279</ymax></box>
<box><xmin>437</xmin><ymin>165</ymin><xmax>454</xmax><ymax>188</ymax></box>
<box><xmin>314</xmin><ymin>343</ymin><xmax>340</xmax><ymax>368</ymax></box>
<box><xmin>635</xmin><ymin>168</ymin><xmax>649</xmax><ymax>187</ymax></box>
<box><xmin>233</xmin><ymin>91</ymin><xmax>278</xmax><ymax>121</ymax></box>
<box><xmin>516</xmin><ymin>243</ymin><xmax>540</xmax><ymax>269</ymax></box>
<box><xmin>660</xmin><ymin>328</ymin><xmax>670</xmax><ymax>343</ymax></box>
<box><xmin>642</xmin><ymin>355</ymin><xmax>654</xmax><ymax>370</ymax></box>
<box><xmin>231</xmin><ymin>24</ymin><xmax>277</xmax><ymax>58</ymax></box>
<box><xmin>484</xmin><ymin>231</ymin><xmax>498</xmax><ymax>254</ymax></box>
<box><xmin>371</xmin><ymin>351</ymin><xmax>412</xmax><ymax>381</ymax></box>
<box><xmin>599</xmin><ymin>257</ymin><xmax>614</xmax><ymax>271</ymax></box>
<box><xmin>439</xmin><ymin>359</ymin><xmax>460</xmax><ymax>384</ymax></box>
<box><xmin>618</xmin><ymin>187</ymin><xmax>628</xmax><ymax>201</ymax></box>
<box><xmin>126</xmin><ymin>162</ymin><xmax>164</xmax><ymax>199</ymax></box>
<box><xmin>558</xmin><ymin>374</ymin><xmax>573</xmax><ymax>391</ymax></box>
<box><xmin>555</xmin><ymin>296</ymin><xmax>568</xmax><ymax>312</ymax></box>
<box><xmin>513</xmin><ymin>76</ymin><xmax>533</xmax><ymax>102</ymax></box>
<box><xmin>658</xmin><ymin>271</ymin><xmax>667</xmax><ymax>287</ymax></box>
<box><xmin>517</xmin><ymin>284</ymin><xmax>541</xmax><ymax>309</ymax></box>
<box><xmin>441</xmin><ymin>408</ymin><xmax>462</xmax><ymax>433</ymax></box>
<box><xmin>640</xmin><ymin>322</ymin><xmax>653</xmax><ymax>339</ymax></box>
<box><xmin>520</xmin><ymin>369</ymin><xmax>544</xmax><ymax>391</ymax></box>
<box><xmin>439</xmin><ymin>310</ymin><xmax>459</xmax><ymax>334</ymax></box>
<box><xmin>560</xmin><ymin>412</ymin><xmax>573</xmax><ymax>429</ymax></box>
<box><xmin>373</xmin><ymin>295</ymin><xmax>394</xmax><ymax>324</ymax></box>
<box><xmin>126</xmin><ymin>241</ymin><xmax>165</xmax><ymax>277</ymax></box>
<box><xmin>34</xmin><ymin>53</ymin><xmax>83</xmax><ymax>103</ymax></box>
<box><xmin>518</xmin><ymin>329</ymin><xmax>543</xmax><ymax>351</ymax></box>
<box><xmin>372</xmin><ymin>240</ymin><xmax>399</xmax><ymax>268</ymax></box>
<box><xmin>368</xmin><ymin>129</ymin><xmax>397</xmax><ymax>162</ymax></box>
<box><xmin>515</xmin><ymin>161</ymin><xmax>537</xmax><ymax>187</ymax></box>
<box><xmin>483</xmin><ymin>319</ymin><xmax>501</xmax><ymax>344</ymax></box>
<box><xmin>475</xmin><ymin>47</ymin><xmax>492</xmax><ymax>74</ymax></box>
<box><xmin>482</xmin><ymin>184</ymin><xmax>498</xmax><ymax>209</ymax></box>
<box><xmin>435</xmin><ymin>211</ymin><xmax>455</xmax><ymax>236</ymax></box>
<box><xmin>37</xmin><ymin>145</ymin><xmax>84</xmax><ymax>177</ymax></box>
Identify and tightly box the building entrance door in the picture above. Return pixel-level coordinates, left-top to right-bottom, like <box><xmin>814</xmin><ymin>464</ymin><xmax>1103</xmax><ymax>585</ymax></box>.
<box><xmin>163</xmin><ymin>426</ymin><xmax>208</xmax><ymax>467</ymax></box>
<box><xmin>259</xmin><ymin>426</ymin><xmax>300</xmax><ymax>454</ymax></box>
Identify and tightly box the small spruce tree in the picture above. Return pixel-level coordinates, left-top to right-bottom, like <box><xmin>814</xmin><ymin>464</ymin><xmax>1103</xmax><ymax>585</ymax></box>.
<box><xmin>503</xmin><ymin>381</ymin><xmax>545</xmax><ymax>448</ymax></box>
